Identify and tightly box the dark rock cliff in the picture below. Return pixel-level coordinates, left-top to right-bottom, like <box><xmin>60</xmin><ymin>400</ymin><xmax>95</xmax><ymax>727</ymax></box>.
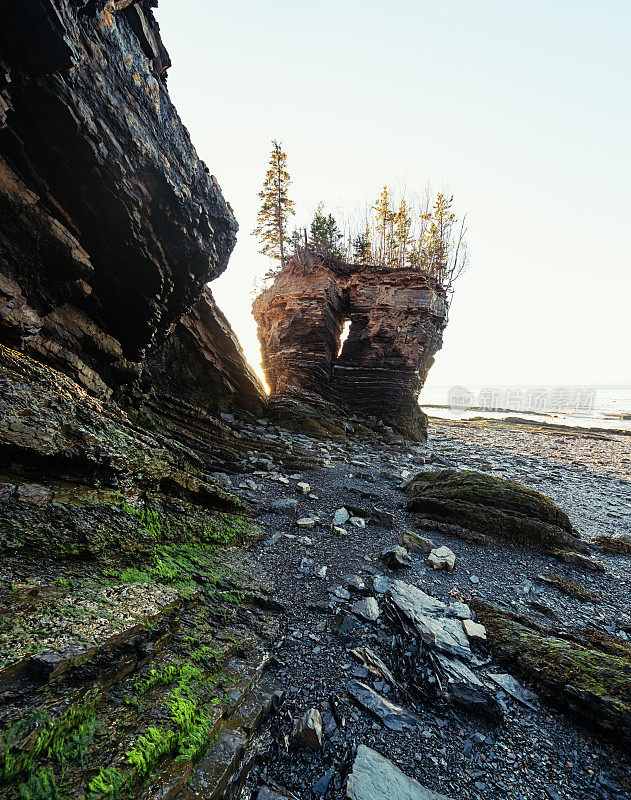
<box><xmin>0</xmin><ymin>11</ymin><xmax>309</xmax><ymax>796</ymax></box>
<box><xmin>0</xmin><ymin>0</ymin><xmax>272</xmax><ymax>478</ymax></box>
<box><xmin>253</xmin><ymin>255</ymin><xmax>448</xmax><ymax>439</ymax></box>
<box><xmin>0</xmin><ymin>0</ymin><xmax>239</xmax><ymax>397</ymax></box>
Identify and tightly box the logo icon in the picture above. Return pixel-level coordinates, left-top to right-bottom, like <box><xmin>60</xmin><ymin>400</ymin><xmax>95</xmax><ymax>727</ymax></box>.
<box><xmin>448</xmin><ymin>385</ymin><xmax>473</xmax><ymax>412</ymax></box>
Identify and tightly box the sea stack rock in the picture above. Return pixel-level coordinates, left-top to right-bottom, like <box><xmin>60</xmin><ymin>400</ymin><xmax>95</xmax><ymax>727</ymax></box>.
<box><xmin>253</xmin><ymin>255</ymin><xmax>448</xmax><ymax>439</ymax></box>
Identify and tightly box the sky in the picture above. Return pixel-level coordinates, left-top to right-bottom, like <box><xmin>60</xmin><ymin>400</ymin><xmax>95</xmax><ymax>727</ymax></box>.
<box><xmin>155</xmin><ymin>0</ymin><xmax>630</xmax><ymax>392</ymax></box>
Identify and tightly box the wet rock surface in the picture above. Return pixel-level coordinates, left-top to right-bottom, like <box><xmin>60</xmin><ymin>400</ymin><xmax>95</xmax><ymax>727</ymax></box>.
<box><xmin>405</xmin><ymin>469</ymin><xmax>588</xmax><ymax>552</ymax></box>
<box><xmin>241</xmin><ymin>416</ymin><xmax>630</xmax><ymax>800</ymax></box>
<box><xmin>346</xmin><ymin>744</ymin><xmax>455</xmax><ymax>799</ymax></box>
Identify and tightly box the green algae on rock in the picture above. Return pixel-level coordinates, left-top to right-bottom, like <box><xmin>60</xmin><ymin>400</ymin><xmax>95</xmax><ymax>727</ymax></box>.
<box><xmin>474</xmin><ymin>601</ymin><xmax>631</xmax><ymax>746</ymax></box>
<box><xmin>405</xmin><ymin>469</ymin><xmax>589</xmax><ymax>552</ymax></box>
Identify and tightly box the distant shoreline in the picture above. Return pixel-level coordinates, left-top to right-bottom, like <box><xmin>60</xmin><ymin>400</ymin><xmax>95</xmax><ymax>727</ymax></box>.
<box><xmin>425</xmin><ymin>412</ymin><xmax>631</xmax><ymax>438</ymax></box>
<box><xmin>422</xmin><ymin>402</ymin><xmax>631</xmax><ymax>421</ymax></box>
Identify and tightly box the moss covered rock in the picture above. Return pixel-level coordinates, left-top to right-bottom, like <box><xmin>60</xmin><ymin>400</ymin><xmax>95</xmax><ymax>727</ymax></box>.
<box><xmin>405</xmin><ymin>469</ymin><xmax>588</xmax><ymax>552</ymax></box>
<box><xmin>474</xmin><ymin>602</ymin><xmax>631</xmax><ymax>746</ymax></box>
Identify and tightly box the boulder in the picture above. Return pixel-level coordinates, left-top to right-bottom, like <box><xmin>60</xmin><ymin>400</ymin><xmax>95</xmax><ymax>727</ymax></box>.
<box><xmin>475</xmin><ymin>601</ymin><xmax>631</xmax><ymax>744</ymax></box>
<box><xmin>380</xmin><ymin>545</ymin><xmax>411</xmax><ymax>570</ymax></box>
<box><xmin>426</xmin><ymin>546</ymin><xmax>456</xmax><ymax>571</ymax></box>
<box><xmin>405</xmin><ymin>470</ymin><xmax>589</xmax><ymax>552</ymax></box>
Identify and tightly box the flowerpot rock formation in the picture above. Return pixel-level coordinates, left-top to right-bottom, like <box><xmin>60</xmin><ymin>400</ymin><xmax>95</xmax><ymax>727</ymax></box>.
<box><xmin>253</xmin><ymin>255</ymin><xmax>448</xmax><ymax>439</ymax></box>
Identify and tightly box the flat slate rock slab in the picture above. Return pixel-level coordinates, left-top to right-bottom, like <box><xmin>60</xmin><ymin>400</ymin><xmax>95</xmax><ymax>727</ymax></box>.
<box><xmin>346</xmin><ymin>745</ymin><xmax>455</xmax><ymax>800</ymax></box>
<box><xmin>346</xmin><ymin>681</ymin><xmax>418</xmax><ymax>731</ymax></box>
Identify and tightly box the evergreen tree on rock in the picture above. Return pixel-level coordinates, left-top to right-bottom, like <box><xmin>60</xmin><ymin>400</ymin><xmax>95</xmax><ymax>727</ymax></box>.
<box><xmin>253</xmin><ymin>140</ymin><xmax>295</xmax><ymax>275</ymax></box>
<box><xmin>309</xmin><ymin>204</ymin><xmax>345</xmax><ymax>260</ymax></box>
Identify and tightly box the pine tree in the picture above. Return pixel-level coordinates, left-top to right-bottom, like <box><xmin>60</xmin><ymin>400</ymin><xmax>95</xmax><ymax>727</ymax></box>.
<box><xmin>393</xmin><ymin>199</ymin><xmax>412</xmax><ymax>268</ymax></box>
<box><xmin>352</xmin><ymin>229</ymin><xmax>372</xmax><ymax>265</ymax></box>
<box><xmin>309</xmin><ymin>204</ymin><xmax>344</xmax><ymax>259</ymax></box>
<box><xmin>253</xmin><ymin>140</ymin><xmax>295</xmax><ymax>274</ymax></box>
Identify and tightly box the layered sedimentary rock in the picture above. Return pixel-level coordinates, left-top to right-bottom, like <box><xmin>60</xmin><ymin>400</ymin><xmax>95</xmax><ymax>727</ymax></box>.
<box><xmin>474</xmin><ymin>602</ymin><xmax>631</xmax><ymax>746</ymax></box>
<box><xmin>0</xmin><ymin>0</ymin><xmax>238</xmax><ymax>397</ymax></box>
<box><xmin>147</xmin><ymin>285</ymin><xmax>266</xmax><ymax>413</ymax></box>
<box><xmin>0</xmin><ymin>0</ymin><xmax>270</xmax><ymax>478</ymax></box>
<box><xmin>405</xmin><ymin>469</ymin><xmax>590</xmax><ymax>552</ymax></box>
<box><xmin>253</xmin><ymin>256</ymin><xmax>448</xmax><ymax>438</ymax></box>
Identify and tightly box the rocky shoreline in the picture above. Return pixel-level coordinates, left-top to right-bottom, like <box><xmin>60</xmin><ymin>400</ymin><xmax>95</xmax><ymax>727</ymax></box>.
<box><xmin>0</xmin><ymin>4</ymin><xmax>629</xmax><ymax>799</ymax></box>
<box><xmin>233</xmin><ymin>415</ymin><xmax>631</xmax><ymax>800</ymax></box>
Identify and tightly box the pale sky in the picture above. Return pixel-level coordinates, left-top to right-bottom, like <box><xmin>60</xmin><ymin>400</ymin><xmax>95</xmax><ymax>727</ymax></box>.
<box><xmin>155</xmin><ymin>0</ymin><xmax>630</xmax><ymax>390</ymax></box>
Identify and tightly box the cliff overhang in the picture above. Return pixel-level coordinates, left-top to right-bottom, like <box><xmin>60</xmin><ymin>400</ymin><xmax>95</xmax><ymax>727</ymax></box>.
<box><xmin>0</xmin><ymin>0</ymin><xmax>239</xmax><ymax>398</ymax></box>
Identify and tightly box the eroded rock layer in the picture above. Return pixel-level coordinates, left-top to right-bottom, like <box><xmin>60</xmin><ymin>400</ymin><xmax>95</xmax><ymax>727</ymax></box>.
<box><xmin>253</xmin><ymin>256</ymin><xmax>448</xmax><ymax>439</ymax></box>
<box><xmin>147</xmin><ymin>286</ymin><xmax>266</xmax><ymax>414</ymax></box>
<box><xmin>0</xmin><ymin>0</ymin><xmax>238</xmax><ymax>397</ymax></box>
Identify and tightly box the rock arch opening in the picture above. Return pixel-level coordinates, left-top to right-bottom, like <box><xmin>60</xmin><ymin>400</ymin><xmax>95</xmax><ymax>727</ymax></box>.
<box><xmin>337</xmin><ymin>319</ymin><xmax>351</xmax><ymax>357</ymax></box>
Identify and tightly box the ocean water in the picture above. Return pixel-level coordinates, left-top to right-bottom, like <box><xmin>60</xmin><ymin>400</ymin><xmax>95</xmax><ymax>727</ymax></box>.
<box><xmin>419</xmin><ymin>384</ymin><xmax>631</xmax><ymax>433</ymax></box>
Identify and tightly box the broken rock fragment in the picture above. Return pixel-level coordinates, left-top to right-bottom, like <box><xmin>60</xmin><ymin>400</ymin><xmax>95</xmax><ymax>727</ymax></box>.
<box><xmin>380</xmin><ymin>545</ymin><xmax>411</xmax><ymax>570</ymax></box>
<box><xmin>427</xmin><ymin>545</ymin><xmax>456</xmax><ymax>571</ymax></box>
<box><xmin>268</xmin><ymin>499</ymin><xmax>298</xmax><ymax>516</ymax></box>
<box><xmin>346</xmin><ymin>681</ymin><xmax>418</xmax><ymax>731</ymax></box>
<box><xmin>346</xmin><ymin>745</ymin><xmax>455</xmax><ymax>800</ymax></box>
<box><xmin>401</xmin><ymin>530</ymin><xmax>434</xmax><ymax>553</ymax></box>
<box><xmin>370</xmin><ymin>506</ymin><xmax>395</xmax><ymax>528</ymax></box>
<box><xmin>462</xmin><ymin>619</ymin><xmax>487</xmax><ymax>641</ymax></box>
<box><xmin>291</xmin><ymin>708</ymin><xmax>323</xmax><ymax>750</ymax></box>
<box><xmin>333</xmin><ymin>507</ymin><xmax>350</xmax><ymax>526</ymax></box>
<box><xmin>351</xmin><ymin>597</ymin><xmax>380</xmax><ymax>622</ymax></box>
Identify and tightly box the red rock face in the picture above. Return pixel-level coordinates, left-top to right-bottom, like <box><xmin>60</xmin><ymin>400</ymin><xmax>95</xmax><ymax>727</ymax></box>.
<box><xmin>253</xmin><ymin>256</ymin><xmax>448</xmax><ymax>438</ymax></box>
